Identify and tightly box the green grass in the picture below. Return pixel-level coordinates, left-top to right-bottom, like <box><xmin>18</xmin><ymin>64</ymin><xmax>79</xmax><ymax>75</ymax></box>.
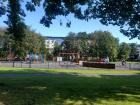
<box><xmin>0</xmin><ymin>67</ymin><xmax>140</xmax><ymax>75</ymax></box>
<box><xmin>0</xmin><ymin>67</ymin><xmax>140</xmax><ymax>105</ymax></box>
<box><xmin>0</xmin><ymin>75</ymin><xmax>140</xmax><ymax>105</ymax></box>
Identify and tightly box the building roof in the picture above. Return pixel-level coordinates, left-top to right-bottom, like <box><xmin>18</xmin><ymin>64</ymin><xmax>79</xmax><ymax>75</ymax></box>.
<box><xmin>43</xmin><ymin>36</ymin><xmax>66</xmax><ymax>39</ymax></box>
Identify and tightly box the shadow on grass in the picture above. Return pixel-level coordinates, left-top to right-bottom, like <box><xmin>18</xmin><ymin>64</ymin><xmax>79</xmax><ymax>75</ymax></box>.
<box><xmin>0</xmin><ymin>73</ymin><xmax>140</xmax><ymax>105</ymax></box>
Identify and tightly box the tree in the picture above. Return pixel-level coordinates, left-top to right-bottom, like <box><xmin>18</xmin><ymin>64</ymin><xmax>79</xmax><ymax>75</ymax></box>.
<box><xmin>62</xmin><ymin>32</ymin><xmax>89</xmax><ymax>60</ymax></box>
<box><xmin>5</xmin><ymin>0</ymin><xmax>26</xmax><ymax>41</ymax></box>
<box><xmin>0</xmin><ymin>28</ymin><xmax>6</xmax><ymax>48</ymax></box>
<box><xmin>27</xmin><ymin>0</ymin><xmax>140</xmax><ymax>39</ymax></box>
<box><xmin>53</xmin><ymin>44</ymin><xmax>62</xmax><ymax>57</ymax></box>
<box><xmin>91</xmin><ymin>31</ymin><xmax>119</xmax><ymax>61</ymax></box>
<box><xmin>76</xmin><ymin>32</ymin><xmax>89</xmax><ymax>60</ymax></box>
<box><xmin>0</xmin><ymin>0</ymin><xmax>140</xmax><ymax>39</ymax></box>
<box><xmin>62</xmin><ymin>32</ymin><xmax>78</xmax><ymax>53</ymax></box>
<box><xmin>118</xmin><ymin>43</ymin><xmax>131</xmax><ymax>60</ymax></box>
<box><xmin>3</xmin><ymin>0</ymin><xmax>27</xmax><ymax>57</ymax></box>
<box><xmin>23</xmin><ymin>28</ymin><xmax>46</xmax><ymax>56</ymax></box>
<box><xmin>129</xmin><ymin>43</ymin><xmax>139</xmax><ymax>61</ymax></box>
<box><xmin>0</xmin><ymin>27</ymin><xmax>46</xmax><ymax>59</ymax></box>
<box><xmin>0</xmin><ymin>28</ymin><xmax>8</xmax><ymax>59</ymax></box>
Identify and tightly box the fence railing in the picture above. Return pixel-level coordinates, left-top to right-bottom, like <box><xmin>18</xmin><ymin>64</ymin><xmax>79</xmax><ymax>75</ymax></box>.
<box><xmin>0</xmin><ymin>61</ymin><xmax>140</xmax><ymax>70</ymax></box>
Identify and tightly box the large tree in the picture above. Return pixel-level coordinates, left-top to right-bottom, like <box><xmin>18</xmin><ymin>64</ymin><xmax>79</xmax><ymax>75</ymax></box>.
<box><xmin>62</xmin><ymin>32</ymin><xmax>89</xmax><ymax>60</ymax></box>
<box><xmin>96</xmin><ymin>0</ymin><xmax>140</xmax><ymax>40</ymax></box>
<box><xmin>129</xmin><ymin>43</ymin><xmax>139</xmax><ymax>61</ymax></box>
<box><xmin>0</xmin><ymin>27</ymin><xmax>46</xmax><ymax>59</ymax></box>
<box><xmin>118</xmin><ymin>42</ymin><xmax>131</xmax><ymax>60</ymax></box>
<box><xmin>91</xmin><ymin>31</ymin><xmax>119</xmax><ymax>61</ymax></box>
<box><xmin>76</xmin><ymin>32</ymin><xmax>89</xmax><ymax>59</ymax></box>
<box><xmin>0</xmin><ymin>0</ymin><xmax>140</xmax><ymax>39</ymax></box>
<box><xmin>5</xmin><ymin>0</ymin><xmax>26</xmax><ymax>41</ymax></box>
<box><xmin>3</xmin><ymin>0</ymin><xmax>27</xmax><ymax>57</ymax></box>
<box><xmin>62</xmin><ymin>32</ymin><xmax>78</xmax><ymax>53</ymax></box>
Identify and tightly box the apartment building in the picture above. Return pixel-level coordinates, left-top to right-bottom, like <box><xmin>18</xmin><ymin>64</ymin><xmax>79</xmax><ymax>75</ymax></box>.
<box><xmin>44</xmin><ymin>36</ymin><xmax>65</xmax><ymax>52</ymax></box>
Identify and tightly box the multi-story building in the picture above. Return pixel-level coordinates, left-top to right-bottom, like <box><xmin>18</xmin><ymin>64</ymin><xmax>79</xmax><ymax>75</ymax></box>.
<box><xmin>45</xmin><ymin>40</ymin><xmax>55</xmax><ymax>49</ymax></box>
<box><xmin>44</xmin><ymin>36</ymin><xmax>65</xmax><ymax>52</ymax></box>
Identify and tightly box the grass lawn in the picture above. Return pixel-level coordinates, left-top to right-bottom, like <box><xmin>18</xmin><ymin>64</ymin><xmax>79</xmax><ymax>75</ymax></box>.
<box><xmin>0</xmin><ymin>75</ymin><xmax>140</xmax><ymax>105</ymax></box>
<box><xmin>0</xmin><ymin>67</ymin><xmax>140</xmax><ymax>75</ymax></box>
<box><xmin>0</xmin><ymin>67</ymin><xmax>140</xmax><ymax>105</ymax></box>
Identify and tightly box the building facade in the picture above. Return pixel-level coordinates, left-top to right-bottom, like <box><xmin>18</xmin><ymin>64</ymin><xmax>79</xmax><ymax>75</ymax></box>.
<box><xmin>44</xmin><ymin>36</ymin><xmax>65</xmax><ymax>52</ymax></box>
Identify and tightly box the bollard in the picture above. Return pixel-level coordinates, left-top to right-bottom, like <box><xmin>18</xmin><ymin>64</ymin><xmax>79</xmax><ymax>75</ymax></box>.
<box><xmin>29</xmin><ymin>60</ymin><xmax>31</xmax><ymax>68</ymax></box>
<box><xmin>129</xmin><ymin>63</ymin><xmax>131</xmax><ymax>70</ymax></box>
<box><xmin>21</xmin><ymin>61</ymin><xmax>22</xmax><ymax>68</ymax></box>
<box><xmin>13</xmin><ymin>61</ymin><xmax>15</xmax><ymax>67</ymax></box>
<box><xmin>67</xmin><ymin>61</ymin><xmax>68</xmax><ymax>68</ymax></box>
<box><xmin>48</xmin><ymin>61</ymin><xmax>49</xmax><ymax>69</ymax></box>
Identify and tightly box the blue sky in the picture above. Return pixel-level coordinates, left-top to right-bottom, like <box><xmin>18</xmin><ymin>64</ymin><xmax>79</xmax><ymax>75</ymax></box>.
<box><xmin>0</xmin><ymin>2</ymin><xmax>140</xmax><ymax>44</ymax></box>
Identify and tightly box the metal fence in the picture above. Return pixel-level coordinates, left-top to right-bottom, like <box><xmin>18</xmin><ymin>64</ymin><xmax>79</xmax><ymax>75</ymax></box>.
<box><xmin>0</xmin><ymin>61</ymin><xmax>140</xmax><ymax>70</ymax></box>
<box><xmin>115</xmin><ymin>62</ymin><xmax>140</xmax><ymax>70</ymax></box>
<box><xmin>0</xmin><ymin>61</ymin><xmax>83</xmax><ymax>69</ymax></box>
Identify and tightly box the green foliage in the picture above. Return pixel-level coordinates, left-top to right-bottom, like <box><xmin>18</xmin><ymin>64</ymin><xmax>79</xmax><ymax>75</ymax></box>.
<box><xmin>129</xmin><ymin>43</ymin><xmax>139</xmax><ymax>61</ymax></box>
<box><xmin>5</xmin><ymin>0</ymin><xmax>26</xmax><ymax>41</ymax></box>
<box><xmin>46</xmin><ymin>50</ymin><xmax>53</xmax><ymax>60</ymax></box>
<box><xmin>1</xmin><ymin>0</ymin><xmax>140</xmax><ymax>39</ymax></box>
<box><xmin>24</xmin><ymin>28</ymin><xmax>46</xmax><ymax>54</ymax></box>
<box><xmin>62</xmin><ymin>32</ymin><xmax>89</xmax><ymax>60</ymax></box>
<box><xmin>96</xmin><ymin>0</ymin><xmax>140</xmax><ymax>39</ymax></box>
<box><xmin>62</xmin><ymin>31</ymin><xmax>119</xmax><ymax>61</ymax></box>
<box><xmin>37</xmin><ymin>0</ymin><xmax>140</xmax><ymax>39</ymax></box>
<box><xmin>62</xmin><ymin>32</ymin><xmax>78</xmax><ymax>53</ymax></box>
<box><xmin>76</xmin><ymin>32</ymin><xmax>89</xmax><ymax>59</ymax></box>
<box><xmin>0</xmin><ymin>27</ymin><xmax>46</xmax><ymax>59</ymax></box>
<box><xmin>118</xmin><ymin>42</ymin><xmax>131</xmax><ymax>60</ymax></box>
<box><xmin>2</xmin><ymin>0</ymin><xmax>27</xmax><ymax>57</ymax></box>
<box><xmin>0</xmin><ymin>28</ymin><xmax>8</xmax><ymax>59</ymax></box>
<box><xmin>53</xmin><ymin>44</ymin><xmax>62</xmax><ymax>57</ymax></box>
<box><xmin>91</xmin><ymin>31</ymin><xmax>119</xmax><ymax>61</ymax></box>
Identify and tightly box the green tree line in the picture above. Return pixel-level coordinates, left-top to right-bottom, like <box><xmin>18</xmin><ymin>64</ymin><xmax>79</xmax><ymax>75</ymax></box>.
<box><xmin>53</xmin><ymin>31</ymin><xmax>139</xmax><ymax>62</ymax></box>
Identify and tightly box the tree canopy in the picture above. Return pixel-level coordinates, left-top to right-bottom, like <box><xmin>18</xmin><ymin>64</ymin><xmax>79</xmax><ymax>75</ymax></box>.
<box><xmin>118</xmin><ymin>42</ymin><xmax>131</xmax><ymax>60</ymax></box>
<box><xmin>0</xmin><ymin>27</ymin><xmax>46</xmax><ymax>59</ymax></box>
<box><xmin>91</xmin><ymin>31</ymin><xmax>119</xmax><ymax>61</ymax></box>
<box><xmin>4</xmin><ymin>0</ymin><xmax>26</xmax><ymax>41</ymax></box>
<box><xmin>129</xmin><ymin>43</ymin><xmax>139</xmax><ymax>61</ymax></box>
<box><xmin>62</xmin><ymin>31</ymin><xmax>119</xmax><ymax>61</ymax></box>
<box><xmin>0</xmin><ymin>0</ymin><xmax>140</xmax><ymax>39</ymax></box>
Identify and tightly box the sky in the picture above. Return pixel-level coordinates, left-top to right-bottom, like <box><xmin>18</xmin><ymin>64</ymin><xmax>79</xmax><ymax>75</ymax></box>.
<box><xmin>0</xmin><ymin>2</ymin><xmax>140</xmax><ymax>44</ymax></box>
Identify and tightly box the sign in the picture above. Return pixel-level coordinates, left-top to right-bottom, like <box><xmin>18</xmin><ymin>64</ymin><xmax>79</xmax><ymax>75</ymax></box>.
<box><xmin>57</xmin><ymin>57</ymin><xmax>62</xmax><ymax>62</ymax></box>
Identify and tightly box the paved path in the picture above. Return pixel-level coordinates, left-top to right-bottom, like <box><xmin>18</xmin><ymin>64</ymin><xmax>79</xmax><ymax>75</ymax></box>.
<box><xmin>0</xmin><ymin>73</ymin><xmax>140</xmax><ymax>77</ymax></box>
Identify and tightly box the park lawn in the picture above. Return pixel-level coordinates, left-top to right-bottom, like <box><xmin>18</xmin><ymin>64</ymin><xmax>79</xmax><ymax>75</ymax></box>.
<box><xmin>0</xmin><ymin>67</ymin><xmax>140</xmax><ymax>75</ymax></box>
<box><xmin>0</xmin><ymin>75</ymin><xmax>140</xmax><ymax>105</ymax></box>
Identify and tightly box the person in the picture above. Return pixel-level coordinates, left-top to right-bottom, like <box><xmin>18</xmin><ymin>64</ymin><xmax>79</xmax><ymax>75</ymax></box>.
<box><xmin>122</xmin><ymin>59</ymin><xmax>126</xmax><ymax>66</ymax></box>
<box><xmin>105</xmin><ymin>57</ymin><xmax>109</xmax><ymax>63</ymax></box>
